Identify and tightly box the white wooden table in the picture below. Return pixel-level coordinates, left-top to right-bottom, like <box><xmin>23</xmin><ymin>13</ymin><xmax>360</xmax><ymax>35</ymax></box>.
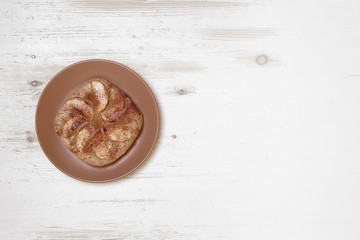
<box><xmin>1</xmin><ymin>0</ymin><xmax>360</xmax><ymax>239</ymax></box>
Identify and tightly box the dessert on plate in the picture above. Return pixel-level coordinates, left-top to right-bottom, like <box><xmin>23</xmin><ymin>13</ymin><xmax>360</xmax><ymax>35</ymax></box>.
<box><xmin>54</xmin><ymin>78</ymin><xmax>143</xmax><ymax>167</ymax></box>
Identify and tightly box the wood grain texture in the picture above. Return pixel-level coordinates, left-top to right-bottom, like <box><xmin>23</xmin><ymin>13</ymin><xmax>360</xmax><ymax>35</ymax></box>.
<box><xmin>1</xmin><ymin>0</ymin><xmax>360</xmax><ymax>239</ymax></box>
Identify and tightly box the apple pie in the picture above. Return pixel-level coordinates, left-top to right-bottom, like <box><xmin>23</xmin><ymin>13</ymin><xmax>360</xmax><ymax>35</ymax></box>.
<box><xmin>54</xmin><ymin>78</ymin><xmax>143</xmax><ymax>167</ymax></box>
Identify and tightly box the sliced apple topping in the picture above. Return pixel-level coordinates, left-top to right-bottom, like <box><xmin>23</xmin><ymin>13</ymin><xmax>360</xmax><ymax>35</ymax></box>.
<box><xmin>66</xmin><ymin>97</ymin><xmax>94</xmax><ymax>120</ymax></box>
<box><xmin>91</xmin><ymin>130</ymin><xmax>109</xmax><ymax>160</ymax></box>
<box><xmin>63</xmin><ymin>116</ymin><xmax>86</xmax><ymax>137</ymax></box>
<box><xmin>91</xmin><ymin>81</ymin><xmax>109</xmax><ymax>112</ymax></box>
<box><xmin>103</xmin><ymin>125</ymin><xmax>132</xmax><ymax>142</ymax></box>
<box><xmin>76</xmin><ymin>125</ymin><xmax>94</xmax><ymax>153</ymax></box>
<box><xmin>101</xmin><ymin>100</ymin><xmax>128</xmax><ymax>122</ymax></box>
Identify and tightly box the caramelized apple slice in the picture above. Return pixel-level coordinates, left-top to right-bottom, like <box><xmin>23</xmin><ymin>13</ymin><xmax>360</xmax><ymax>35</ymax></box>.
<box><xmin>91</xmin><ymin>130</ymin><xmax>109</xmax><ymax>160</ymax></box>
<box><xmin>66</xmin><ymin>98</ymin><xmax>94</xmax><ymax>120</ymax></box>
<box><xmin>62</xmin><ymin>116</ymin><xmax>86</xmax><ymax>137</ymax></box>
<box><xmin>103</xmin><ymin>125</ymin><xmax>132</xmax><ymax>142</ymax></box>
<box><xmin>91</xmin><ymin>81</ymin><xmax>109</xmax><ymax>112</ymax></box>
<box><xmin>76</xmin><ymin>124</ymin><xmax>95</xmax><ymax>153</ymax></box>
<box><xmin>101</xmin><ymin>100</ymin><xmax>128</xmax><ymax>122</ymax></box>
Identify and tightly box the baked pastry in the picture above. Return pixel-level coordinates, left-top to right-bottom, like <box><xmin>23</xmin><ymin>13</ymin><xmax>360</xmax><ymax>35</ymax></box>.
<box><xmin>54</xmin><ymin>78</ymin><xmax>143</xmax><ymax>167</ymax></box>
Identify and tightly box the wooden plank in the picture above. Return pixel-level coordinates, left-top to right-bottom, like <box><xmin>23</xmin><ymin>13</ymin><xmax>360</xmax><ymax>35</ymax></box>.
<box><xmin>1</xmin><ymin>0</ymin><xmax>360</xmax><ymax>239</ymax></box>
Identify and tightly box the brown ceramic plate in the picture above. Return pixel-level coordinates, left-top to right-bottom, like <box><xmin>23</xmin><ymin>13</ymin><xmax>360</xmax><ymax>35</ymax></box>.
<box><xmin>36</xmin><ymin>59</ymin><xmax>160</xmax><ymax>182</ymax></box>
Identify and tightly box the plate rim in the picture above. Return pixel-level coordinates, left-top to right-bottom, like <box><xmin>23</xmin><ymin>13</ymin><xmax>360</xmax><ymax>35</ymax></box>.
<box><xmin>35</xmin><ymin>59</ymin><xmax>160</xmax><ymax>183</ymax></box>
